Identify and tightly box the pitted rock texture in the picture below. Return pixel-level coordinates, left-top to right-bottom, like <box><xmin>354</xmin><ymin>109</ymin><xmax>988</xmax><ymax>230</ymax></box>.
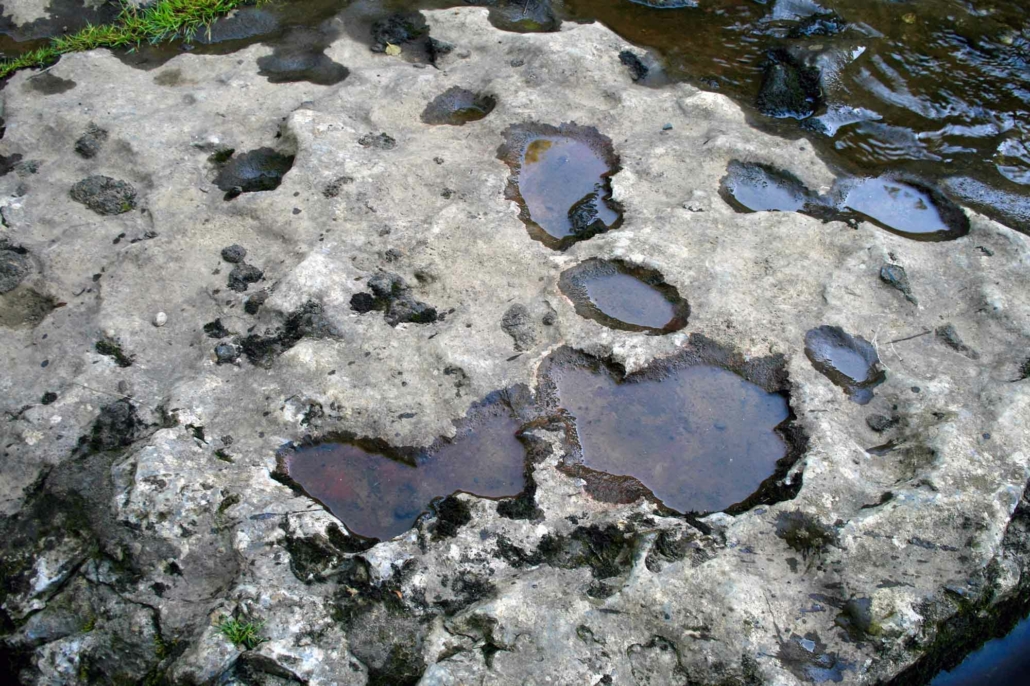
<box><xmin>1</xmin><ymin>8</ymin><xmax>1030</xmax><ymax>686</ymax></box>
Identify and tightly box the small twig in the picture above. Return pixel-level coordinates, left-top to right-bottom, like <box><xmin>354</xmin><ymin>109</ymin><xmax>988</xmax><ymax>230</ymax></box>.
<box><xmin>889</xmin><ymin>329</ymin><xmax>931</xmax><ymax>344</ymax></box>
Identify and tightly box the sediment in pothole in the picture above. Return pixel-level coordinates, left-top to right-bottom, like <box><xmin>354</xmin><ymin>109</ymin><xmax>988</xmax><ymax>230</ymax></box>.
<box><xmin>0</xmin><ymin>8</ymin><xmax>1028</xmax><ymax>686</ymax></box>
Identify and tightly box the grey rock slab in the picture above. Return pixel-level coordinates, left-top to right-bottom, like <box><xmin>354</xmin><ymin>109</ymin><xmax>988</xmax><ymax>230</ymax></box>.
<box><xmin>0</xmin><ymin>8</ymin><xmax>1027</xmax><ymax>686</ymax></box>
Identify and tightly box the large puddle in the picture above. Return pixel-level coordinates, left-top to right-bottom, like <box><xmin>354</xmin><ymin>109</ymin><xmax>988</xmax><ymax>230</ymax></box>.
<box><xmin>558</xmin><ymin>258</ymin><xmax>689</xmax><ymax>334</ymax></box>
<box><xmin>278</xmin><ymin>397</ymin><xmax>526</xmax><ymax>540</ymax></box>
<box><xmin>841</xmin><ymin>177</ymin><xmax>970</xmax><ymax>241</ymax></box>
<box><xmin>498</xmin><ymin>123</ymin><xmax>622</xmax><ymax>250</ymax></box>
<box><xmin>541</xmin><ymin>343</ymin><xmax>801</xmax><ymax>514</ymax></box>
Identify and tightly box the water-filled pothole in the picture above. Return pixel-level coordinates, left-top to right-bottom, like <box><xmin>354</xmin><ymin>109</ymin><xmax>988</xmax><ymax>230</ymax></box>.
<box><xmin>840</xmin><ymin>177</ymin><xmax>970</xmax><ymax>241</ymax></box>
<box><xmin>721</xmin><ymin>160</ymin><xmax>969</xmax><ymax>241</ymax></box>
<box><xmin>214</xmin><ymin>147</ymin><xmax>295</xmax><ymax>200</ymax></box>
<box><xmin>276</xmin><ymin>394</ymin><xmax>527</xmax><ymax>540</ymax></box>
<box><xmin>420</xmin><ymin>87</ymin><xmax>497</xmax><ymax>126</ymax></box>
<box><xmin>558</xmin><ymin>258</ymin><xmax>689</xmax><ymax>334</ymax></box>
<box><xmin>804</xmin><ymin>325</ymin><xmax>886</xmax><ymax>405</ymax></box>
<box><xmin>540</xmin><ymin>340</ymin><xmax>805</xmax><ymax>514</ymax></box>
<box><xmin>720</xmin><ymin>160</ymin><xmax>817</xmax><ymax>213</ymax></box>
<box><xmin>498</xmin><ymin>123</ymin><xmax>622</xmax><ymax>250</ymax></box>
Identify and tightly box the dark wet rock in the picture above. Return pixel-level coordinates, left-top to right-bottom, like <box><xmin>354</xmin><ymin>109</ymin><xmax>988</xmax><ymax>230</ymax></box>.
<box><xmin>70</xmin><ymin>176</ymin><xmax>137</xmax><ymax>215</ymax></box>
<box><xmin>203</xmin><ymin>319</ymin><xmax>230</xmax><ymax>339</ymax></box>
<box><xmin>240</xmin><ymin>301</ymin><xmax>338</xmax><ymax>367</ymax></box>
<box><xmin>245</xmin><ymin>291</ymin><xmax>268</xmax><ymax>315</ymax></box>
<box><xmin>0</xmin><ymin>286</ymin><xmax>56</xmax><ymax>328</ymax></box>
<box><xmin>428</xmin><ymin>38</ymin><xmax>454</xmax><ymax>65</ymax></box>
<box><xmin>756</xmin><ymin>48</ymin><xmax>822</xmax><ymax>120</ymax></box>
<box><xmin>776</xmin><ymin>510</ymin><xmax>836</xmax><ymax>558</ymax></box>
<box><xmin>350</xmin><ymin>272</ymin><xmax>438</xmax><ymax>327</ymax></box>
<box><xmin>866</xmin><ymin>414</ymin><xmax>898</xmax><ymax>433</ymax></box>
<box><xmin>0</xmin><ymin>152</ymin><xmax>23</xmax><ymax>177</ymax></box>
<box><xmin>370</xmin><ymin>13</ymin><xmax>427</xmax><ymax>52</ymax></box>
<box><xmin>213</xmin><ymin>147</ymin><xmax>294</xmax><ymax>198</ymax></box>
<box><xmin>23</xmin><ymin>73</ymin><xmax>76</xmax><ymax>95</ymax></box>
<box><xmin>214</xmin><ymin>342</ymin><xmax>240</xmax><ymax>365</ymax></box>
<box><xmin>501</xmin><ymin>303</ymin><xmax>537</xmax><ymax>351</ymax></box>
<box><xmin>788</xmin><ymin>11</ymin><xmax>848</xmax><ymax>39</ymax></box>
<box><xmin>433</xmin><ymin>495</ymin><xmax>472</xmax><ymax>540</ymax></box>
<box><xmin>558</xmin><ymin>258</ymin><xmax>689</xmax><ymax>334</ymax></box>
<box><xmin>0</xmin><ymin>243</ymin><xmax>31</xmax><ymax>294</ymax></box>
<box><xmin>14</xmin><ymin>160</ymin><xmax>40</xmax><ymax>176</ymax></box>
<box><xmin>936</xmin><ymin>323</ymin><xmax>980</xmax><ymax>360</ymax></box>
<box><xmin>257</xmin><ymin>29</ymin><xmax>349</xmax><ymax>86</ymax></box>
<box><xmin>804</xmin><ymin>325</ymin><xmax>886</xmax><ymax>404</ymax></box>
<box><xmin>220</xmin><ymin>244</ymin><xmax>247</xmax><ymax>263</ymax></box>
<box><xmin>420</xmin><ymin>87</ymin><xmax>497</xmax><ymax>126</ymax></box>
<box><xmin>322</xmin><ymin>175</ymin><xmax>353</xmax><ymax>198</ymax></box>
<box><xmin>358</xmin><ymin>132</ymin><xmax>397</xmax><ymax>150</ymax></box>
<box><xmin>95</xmin><ymin>340</ymin><xmax>133</xmax><ymax>368</ymax></box>
<box><xmin>74</xmin><ymin>123</ymin><xmax>108</xmax><ymax>159</ymax></box>
<box><xmin>227</xmin><ymin>262</ymin><xmax>264</xmax><ymax>292</ymax></box>
<box><xmin>879</xmin><ymin>263</ymin><xmax>916</xmax><ymax>304</ymax></box>
<box><xmin>720</xmin><ymin>160</ymin><xmax>816</xmax><ymax>213</ymax></box>
<box><xmin>567</xmin><ymin>190</ymin><xmax>609</xmax><ymax>238</ymax></box>
<box><xmin>89</xmin><ymin>399</ymin><xmax>140</xmax><ymax>452</ymax></box>
<box><xmin>40</xmin><ymin>392</ymin><xmax>58</xmax><ymax>405</ymax></box>
<box><xmin>619</xmin><ymin>50</ymin><xmax>648</xmax><ymax>82</ymax></box>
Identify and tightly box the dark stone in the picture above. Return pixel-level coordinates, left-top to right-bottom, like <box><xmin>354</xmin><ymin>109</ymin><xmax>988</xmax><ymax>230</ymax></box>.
<box><xmin>74</xmin><ymin>123</ymin><xmax>108</xmax><ymax>159</ymax></box>
<box><xmin>936</xmin><ymin>323</ymin><xmax>980</xmax><ymax>359</ymax></box>
<box><xmin>323</xmin><ymin>175</ymin><xmax>354</xmax><ymax>198</ymax></box>
<box><xmin>70</xmin><ymin>176</ymin><xmax>137</xmax><ymax>215</ymax></box>
<box><xmin>756</xmin><ymin>48</ymin><xmax>822</xmax><ymax>120</ymax></box>
<box><xmin>203</xmin><ymin>319</ymin><xmax>230</xmax><ymax>339</ymax></box>
<box><xmin>385</xmin><ymin>296</ymin><xmax>438</xmax><ymax>326</ymax></box>
<box><xmin>866</xmin><ymin>414</ymin><xmax>897</xmax><ymax>433</ymax></box>
<box><xmin>567</xmin><ymin>191</ymin><xmax>609</xmax><ymax>238</ymax></box>
<box><xmin>350</xmin><ymin>292</ymin><xmax>377</xmax><ymax>313</ymax></box>
<box><xmin>428</xmin><ymin>38</ymin><xmax>454</xmax><ymax>66</ymax></box>
<box><xmin>880</xmin><ymin>263</ymin><xmax>917</xmax><ymax>304</ymax></box>
<box><xmin>0</xmin><ymin>243</ymin><xmax>31</xmax><ymax>294</ymax></box>
<box><xmin>775</xmin><ymin>511</ymin><xmax>836</xmax><ymax>557</ymax></box>
<box><xmin>228</xmin><ymin>263</ymin><xmax>263</xmax><ymax>292</ymax></box>
<box><xmin>618</xmin><ymin>50</ymin><xmax>648</xmax><ymax>82</ymax></box>
<box><xmin>221</xmin><ymin>244</ymin><xmax>247</xmax><ymax>263</ymax></box>
<box><xmin>240</xmin><ymin>301</ymin><xmax>337</xmax><ymax>367</ymax></box>
<box><xmin>214</xmin><ymin>148</ymin><xmax>294</xmax><ymax>197</ymax></box>
<box><xmin>370</xmin><ymin>13</ymin><xmax>427</xmax><ymax>52</ymax></box>
<box><xmin>214</xmin><ymin>343</ymin><xmax>239</xmax><ymax>365</ymax></box>
<box><xmin>788</xmin><ymin>11</ymin><xmax>848</xmax><ymax>38</ymax></box>
<box><xmin>89</xmin><ymin>399</ymin><xmax>140</xmax><ymax>451</ymax></box>
<box><xmin>433</xmin><ymin>496</ymin><xmax>472</xmax><ymax>540</ymax></box>
<box><xmin>245</xmin><ymin>291</ymin><xmax>268</xmax><ymax>315</ymax></box>
<box><xmin>41</xmin><ymin>392</ymin><xmax>58</xmax><ymax>405</ymax></box>
<box><xmin>358</xmin><ymin>132</ymin><xmax>397</xmax><ymax>150</ymax></box>
<box><xmin>368</xmin><ymin>272</ymin><xmax>407</xmax><ymax>299</ymax></box>
<box><xmin>501</xmin><ymin>304</ymin><xmax>536</xmax><ymax>351</ymax></box>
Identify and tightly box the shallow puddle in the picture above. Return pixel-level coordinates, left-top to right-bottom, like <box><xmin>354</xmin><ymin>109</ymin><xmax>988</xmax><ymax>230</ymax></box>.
<box><xmin>421</xmin><ymin>87</ymin><xmax>496</xmax><ymax>125</ymax></box>
<box><xmin>558</xmin><ymin>258</ymin><xmax>688</xmax><ymax>333</ymax></box>
<box><xmin>721</xmin><ymin>160</ymin><xmax>816</xmax><ymax>213</ymax></box>
<box><xmin>499</xmin><ymin>123</ymin><xmax>622</xmax><ymax>250</ymax></box>
<box><xmin>544</xmin><ymin>346</ymin><xmax>795</xmax><ymax>514</ymax></box>
<box><xmin>804</xmin><ymin>325</ymin><xmax>885</xmax><ymax>404</ymax></box>
<box><xmin>842</xmin><ymin>177</ymin><xmax>970</xmax><ymax>241</ymax></box>
<box><xmin>279</xmin><ymin>398</ymin><xmax>526</xmax><ymax>540</ymax></box>
<box><xmin>214</xmin><ymin>147</ymin><xmax>295</xmax><ymax>199</ymax></box>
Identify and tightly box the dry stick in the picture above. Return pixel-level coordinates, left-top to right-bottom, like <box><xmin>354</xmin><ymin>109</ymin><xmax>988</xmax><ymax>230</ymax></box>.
<box><xmin>889</xmin><ymin>329</ymin><xmax>932</xmax><ymax>344</ymax></box>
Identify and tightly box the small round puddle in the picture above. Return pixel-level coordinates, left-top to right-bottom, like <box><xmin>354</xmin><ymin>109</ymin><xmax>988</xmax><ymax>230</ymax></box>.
<box><xmin>498</xmin><ymin>123</ymin><xmax>622</xmax><ymax>250</ymax></box>
<box><xmin>558</xmin><ymin>258</ymin><xmax>689</xmax><ymax>334</ymax></box>
<box><xmin>842</xmin><ymin>177</ymin><xmax>970</xmax><ymax>241</ymax></box>
<box><xmin>541</xmin><ymin>342</ymin><xmax>803</xmax><ymax>514</ymax></box>
<box><xmin>277</xmin><ymin>398</ymin><xmax>526</xmax><ymax>540</ymax></box>
<box><xmin>214</xmin><ymin>147</ymin><xmax>295</xmax><ymax>200</ymax></box>
<box><xmin>804</xmin><ymin>325</ymin><xmax>886</xmax><ymax>404</ymax></box>
<box><xmin>421</xmin><ymin>87</ymin><xmax>496</xmax><ymax>125</ymax></box>
<box><xmin>720</xmin><ymin>160</ymin><xmax>814</xmax><ymax>213</ymax></box>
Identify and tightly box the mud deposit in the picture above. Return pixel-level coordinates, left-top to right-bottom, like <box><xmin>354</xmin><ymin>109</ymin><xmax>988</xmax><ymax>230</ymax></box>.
<box><xmin>542</xmin><ymin>345</ymin><xmax>797</xmax><ymax>514</ymax></box>
<box><xmin>279</xmin><ymin>399</ymin><xmax>526</xmax><ymax>540</ymax></box>
<box><xmin>498</xmin><ymin>123</ymin><xmax>621</xmax><ymax>249</ymax></box>
<box><xmin>558</xmin><ymin>258</ymin><xmax>688</xmax><ymax>333</ymax></box>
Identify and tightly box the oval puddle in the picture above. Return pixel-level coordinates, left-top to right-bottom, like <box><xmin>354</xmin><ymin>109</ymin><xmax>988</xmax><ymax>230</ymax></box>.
<box><xmin>498</xmin><ymin>123</ymin><xmax>622</xmax><ymax>250</ymax></box>
<box><xmin>558</xmin><ymin>258</ymin><xmax>689</xmax><ymax>333</ymax></box>
<box><xmin>276</xmin><ymin>397</ymin><xmax>526</xmax><ymax>540</ymax></box>
<box><xmin>542</xmin><ymin>343</ymin><xmax>803</xmax><ymax>514</ymax></box>
<box><xmin>720</xmin><ymin>160</ymin><xmax>815</xmax><ymax>213</ymax></box>
<box><xmin>804</xmin><ymin>325</ymin><xmax>886</xmax><ymax>405</ymax></box>
<box><xmin>841</xmin><ymin>177</ymin><xmax>970</xmax><ymax>241</ymax></box>
<box><xmin>421</xmin><ymin>86</ymin><xmax>496</xmax><ymax>125</ymax></box>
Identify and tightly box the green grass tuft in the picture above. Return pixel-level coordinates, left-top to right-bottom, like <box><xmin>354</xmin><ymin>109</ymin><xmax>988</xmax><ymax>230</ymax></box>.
<box><xmin>216</xmin><ymin>616</ymin><xmax>267</xmax><ymax>650</ymax></box>
<box><xmin>0</xmin><ymin>0</ymin><xmax>265</xmax><ymax>79</ymax></box>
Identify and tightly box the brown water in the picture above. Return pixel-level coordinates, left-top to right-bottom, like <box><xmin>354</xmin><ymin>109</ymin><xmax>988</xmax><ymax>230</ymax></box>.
<box><xmin>553</xmin><ymin>362</ymin><xmax>790</xmax><ymax>513</ymax></box>
<box><xmin>282</xmin><ymin>402</ymin><xmax>526</xmax><ymax>539</ymax></box>
<box><xmin>558</xmin><ymin>258</ymin><xmax>689</xmax><ymax>333</ymax></box>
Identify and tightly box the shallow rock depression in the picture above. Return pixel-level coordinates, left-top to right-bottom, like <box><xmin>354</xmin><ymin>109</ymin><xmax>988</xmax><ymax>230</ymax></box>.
<box><xmin>1</xmin><ymin>7</ymin><xmax>1030</xmax><ymax>686</ymax></box>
